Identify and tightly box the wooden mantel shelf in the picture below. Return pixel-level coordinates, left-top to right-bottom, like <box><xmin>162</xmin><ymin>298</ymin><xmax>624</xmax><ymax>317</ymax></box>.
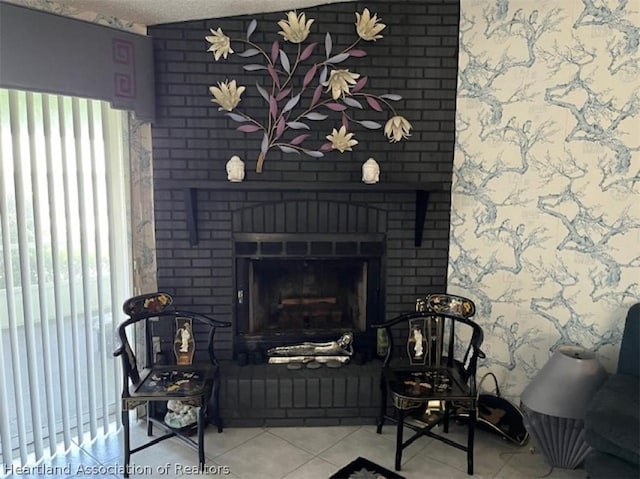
<box><xmin>155</xmin><ymin>179</ymin><xmax>449</xmax><ymax>248</ymax></box>
<box><xmin>155</xmin><ymin>179</ymin><xmax>448</xmax><ymax>192</ymax></box>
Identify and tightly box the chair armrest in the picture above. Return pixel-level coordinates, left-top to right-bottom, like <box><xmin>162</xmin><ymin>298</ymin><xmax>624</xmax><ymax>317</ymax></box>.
<box><xmin>174</xmin><ymin>309</ymin><xmax>232</xmax><ymax>328</ymax></box>
<box><xmin>371</xmin><ymin>311</ymin><xmax>423</xmax><ymax>329</ymax></box>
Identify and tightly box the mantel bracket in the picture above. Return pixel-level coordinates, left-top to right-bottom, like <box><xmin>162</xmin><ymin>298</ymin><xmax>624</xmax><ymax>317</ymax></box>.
<box><xmin>414</xmin><ymin>189</ymin><xmax>430</xmax><ymax>247</ymax></box>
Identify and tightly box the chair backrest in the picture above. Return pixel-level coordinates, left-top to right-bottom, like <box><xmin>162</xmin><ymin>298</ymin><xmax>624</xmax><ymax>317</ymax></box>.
<box><xmin>375</xmin><ymin>293</ymin><xmax>484</xmax><ymax>386</ymax></box>
<box><xmin>618</xmin><ymin>302</ymin><xmax>640</xmax><ymax>377</ymax></box>
<box><xmin>114</xmin><ymin>292</ymin><xmax>231</xmax><ymax>391</ymax></box>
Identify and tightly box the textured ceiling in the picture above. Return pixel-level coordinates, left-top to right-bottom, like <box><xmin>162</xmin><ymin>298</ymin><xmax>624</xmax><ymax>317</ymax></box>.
<box><xmin>52</xmin><ymin>0</ymin><xmax>353</xmax><ymax>25</ymax></box>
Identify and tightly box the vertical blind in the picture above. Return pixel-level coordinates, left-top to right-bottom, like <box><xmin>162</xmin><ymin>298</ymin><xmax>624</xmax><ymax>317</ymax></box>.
<box><xmin>0</xmin><ymin>89</ymin><xmax>131</xmax><ymax>468</ymax></box>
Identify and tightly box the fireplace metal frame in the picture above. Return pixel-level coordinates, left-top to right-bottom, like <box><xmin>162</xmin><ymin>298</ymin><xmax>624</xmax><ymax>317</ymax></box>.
<box><xmin>233</xmin><ymin>233</ymin><xmax>386</xmax><ymax>358</ymax></box>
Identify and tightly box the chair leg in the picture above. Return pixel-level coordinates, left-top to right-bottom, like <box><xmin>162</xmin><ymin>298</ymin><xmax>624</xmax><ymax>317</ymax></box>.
<box><xmin>443</xmin><ymin>400</ymin><xmax>450</xmax><ymax>433</ymax></box>
<box><xmin>467</xmin><ymin>402</ymin><xmax>476</xmax><ymax>475</ymax></box>
<box><xmin>146</xmin><ymin>401</ymin><xmax>155</xmax><ymax>436</ymax></box>
<box><xmin>376</xmin><ymin>376</ymin><xmax>387</xmax><ymax>434</ymax></box>
<box><xmin>122</xmin><ymin>410</ymin><xmax>131</xmax><ymax>479</ymax></box>
<box><xmin>395</xmin><ymin>409</ymin><xmax>404</xmax><ymax>471</ymax></box>
<box><xmin>214</xmin><ymin>379</ymin><xmax>223</xmax><ymax>433</ymax></box>
<box><xmin>198</xmin><ymin>406</ymin><xmax>206</xmax><ymax>469</ymax></box>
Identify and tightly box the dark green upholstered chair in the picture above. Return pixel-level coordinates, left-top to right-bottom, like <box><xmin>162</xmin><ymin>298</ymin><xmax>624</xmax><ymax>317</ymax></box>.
<box><xmin>584</xmin><ymin>303</ymin><xmax>639</xmax><ymax>479</ymax></box>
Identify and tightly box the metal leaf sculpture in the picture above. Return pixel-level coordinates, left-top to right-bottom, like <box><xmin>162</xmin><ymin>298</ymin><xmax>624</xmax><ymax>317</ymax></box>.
<box><xmin>206</xmin><ymin>8</ymin><xmax>412</xmax><ymax>173</ymax></box>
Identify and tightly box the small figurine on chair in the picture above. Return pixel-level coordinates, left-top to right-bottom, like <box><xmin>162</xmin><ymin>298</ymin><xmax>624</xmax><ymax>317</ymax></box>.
<box><xmin>174</xmin><ymin>318</ymin><xmax>195</xmax><ymax>365</ymax></box>
<box><xmin>413</xmin><ymin>327</ymin><xmax>424</xmax><ymax>359</ymax></box>
<box><xmin>407</xmin><ymin>319</ymin><xmax>428</xmax><ymax>365</ymax></box>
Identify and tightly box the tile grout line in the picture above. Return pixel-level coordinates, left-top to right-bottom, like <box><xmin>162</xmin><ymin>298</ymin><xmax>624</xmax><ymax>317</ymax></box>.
<box><xmin>265</xmin><ymin>425</ymin><xmax>365</xmax><ymax>479</ymax></box>
<box><xmin>204</xmin><ymin>428</ymin><xmax>270</xmax><ymax>462</ymax></box>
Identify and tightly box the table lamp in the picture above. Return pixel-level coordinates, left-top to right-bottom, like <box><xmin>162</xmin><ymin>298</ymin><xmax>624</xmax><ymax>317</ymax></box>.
<box><xmin>520</xmin><ymin>345</ymin><xmax>607</xmax><ymax>469</ymax></box>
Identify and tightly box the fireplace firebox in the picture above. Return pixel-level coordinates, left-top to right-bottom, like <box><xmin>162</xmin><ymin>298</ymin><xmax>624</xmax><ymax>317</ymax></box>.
<box><xmin>234</xmin><ymin>234</ymin><xmax>384</xmax><ymax>356</ymax></box>
<box><xmin>248</xmin><ymin>258</ymin><xmax>368</xmax><ymax>334</ymax></box>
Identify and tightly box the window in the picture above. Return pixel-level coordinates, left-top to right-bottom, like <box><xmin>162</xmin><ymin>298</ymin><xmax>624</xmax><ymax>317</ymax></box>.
<box><xmin>0</xmin><ymin>89</ymin><xmax>131</xmax><ymax>467</ymax></box>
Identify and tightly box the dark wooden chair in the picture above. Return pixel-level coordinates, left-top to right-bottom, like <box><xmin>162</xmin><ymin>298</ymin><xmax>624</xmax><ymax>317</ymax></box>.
<box><xmin>114</xmin><ymin>292</ymin><xmax>231</xmax><ymax>477</ymax></box>
<box><xmin>372</xmin><ymin>293</ymin><xmax>485</xmax><ymax>474</ymax></box>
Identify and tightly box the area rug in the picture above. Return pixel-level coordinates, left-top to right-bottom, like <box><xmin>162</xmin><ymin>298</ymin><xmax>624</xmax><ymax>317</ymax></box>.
<box><xmin>329</xmin><ymin>457</ymin><xmax>406</xmax><ymax>479</ymax></box>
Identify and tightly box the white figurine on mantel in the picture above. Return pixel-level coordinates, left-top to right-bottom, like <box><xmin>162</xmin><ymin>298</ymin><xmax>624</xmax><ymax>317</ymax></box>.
<box><xmin>226</xmin><ymin>155</ymin><xmax>245</xmax><ymax>182</ymax></box>
<box><xmin>362</xmin><ymin>158</ymin><xmax>380</xmax><ymax>184</ymax></box>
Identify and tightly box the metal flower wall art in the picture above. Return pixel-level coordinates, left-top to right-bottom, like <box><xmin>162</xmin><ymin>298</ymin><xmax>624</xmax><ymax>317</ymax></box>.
<box><xmin>206</xmin><ymin>9</ymin><xmax>412</xmax><ymax>173</ymax></box>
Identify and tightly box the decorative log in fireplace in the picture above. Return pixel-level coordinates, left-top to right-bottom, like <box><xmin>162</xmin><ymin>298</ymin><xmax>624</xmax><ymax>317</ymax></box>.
<box><xmin>279</xmin><ymin>296</ymin><xmax>337</xmax><ymax>305</ymax></box>
<box><xmin>277</xmin><ymin>297</ymin><xmax>342</xmax><ymax>329</ymax></box>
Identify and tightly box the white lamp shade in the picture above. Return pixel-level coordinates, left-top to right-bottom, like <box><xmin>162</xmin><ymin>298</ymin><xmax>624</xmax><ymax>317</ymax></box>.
<box><xmin>521</xmin><ymin>346</ymin><xmax>607</xmax><ymax>419</ymax></box>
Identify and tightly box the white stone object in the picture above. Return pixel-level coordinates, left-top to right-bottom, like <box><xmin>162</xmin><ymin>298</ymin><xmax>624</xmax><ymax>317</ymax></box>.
<box><xmin>362</xmin><ymin>157</ymin><xmax>380</xmax><ymax>184</ymax></box>
<box><xmin>226</xmin><ymin>155</ymin><xmax>245</xmax><ymax>182</ymax></box>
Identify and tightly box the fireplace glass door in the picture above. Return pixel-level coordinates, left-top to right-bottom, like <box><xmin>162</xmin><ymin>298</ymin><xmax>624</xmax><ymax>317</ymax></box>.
<box><xmin>236</xmin><ymin>256</ymin><xmax>381</xmax><ymax>344</ymax></box>
<box><xmin>250</xmin><ymin>258</ymin><xmax>367</xmax><ymax>334</ymax></box>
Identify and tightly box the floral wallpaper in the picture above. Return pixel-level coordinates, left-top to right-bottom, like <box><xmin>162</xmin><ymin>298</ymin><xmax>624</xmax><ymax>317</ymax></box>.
<box><xmin>451</xmin><ymin>0</ymin><xmax>640</xmax><ymax>399</ymax></box>
<box><xmin>5</xmin><ymin>0</ymin><xmax>158</xmax><ymax>296</ymax></box>
<box><xmin>127</xmin><ymin>116</ymin><xmax>158</xmax><ymax>295</ymax></box>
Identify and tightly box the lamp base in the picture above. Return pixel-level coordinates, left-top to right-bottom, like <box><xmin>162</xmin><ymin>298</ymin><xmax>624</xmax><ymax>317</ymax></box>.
<box><xmin>521</xmin><ymin>403</ymin><xmax>592</xmax><ymax>469</ymax></box>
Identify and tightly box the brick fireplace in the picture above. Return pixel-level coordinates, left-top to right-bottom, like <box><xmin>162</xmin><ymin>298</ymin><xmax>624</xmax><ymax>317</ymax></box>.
<box><xmin>149</xmin><ymin>0</ymin><xmax>459</xmax><ymax>425</ymax></box>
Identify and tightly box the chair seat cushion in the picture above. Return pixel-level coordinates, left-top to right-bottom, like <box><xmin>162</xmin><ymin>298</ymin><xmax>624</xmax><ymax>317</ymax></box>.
<box><xmin>585</xmin><ymin>451</ymin><xmax>639</xmax><ymax>479</ymax></box>
<box><xmin>585</xmin><ymin>374</ymin><xmax>639</xmax><ymax>466</ymax></box>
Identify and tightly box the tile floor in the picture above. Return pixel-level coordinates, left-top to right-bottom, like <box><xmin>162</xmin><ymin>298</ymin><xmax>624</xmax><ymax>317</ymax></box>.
<box><xmin>5</xmin><ymin>420</ymin><xmax>589</xmax><ymax>479</ymax></box>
